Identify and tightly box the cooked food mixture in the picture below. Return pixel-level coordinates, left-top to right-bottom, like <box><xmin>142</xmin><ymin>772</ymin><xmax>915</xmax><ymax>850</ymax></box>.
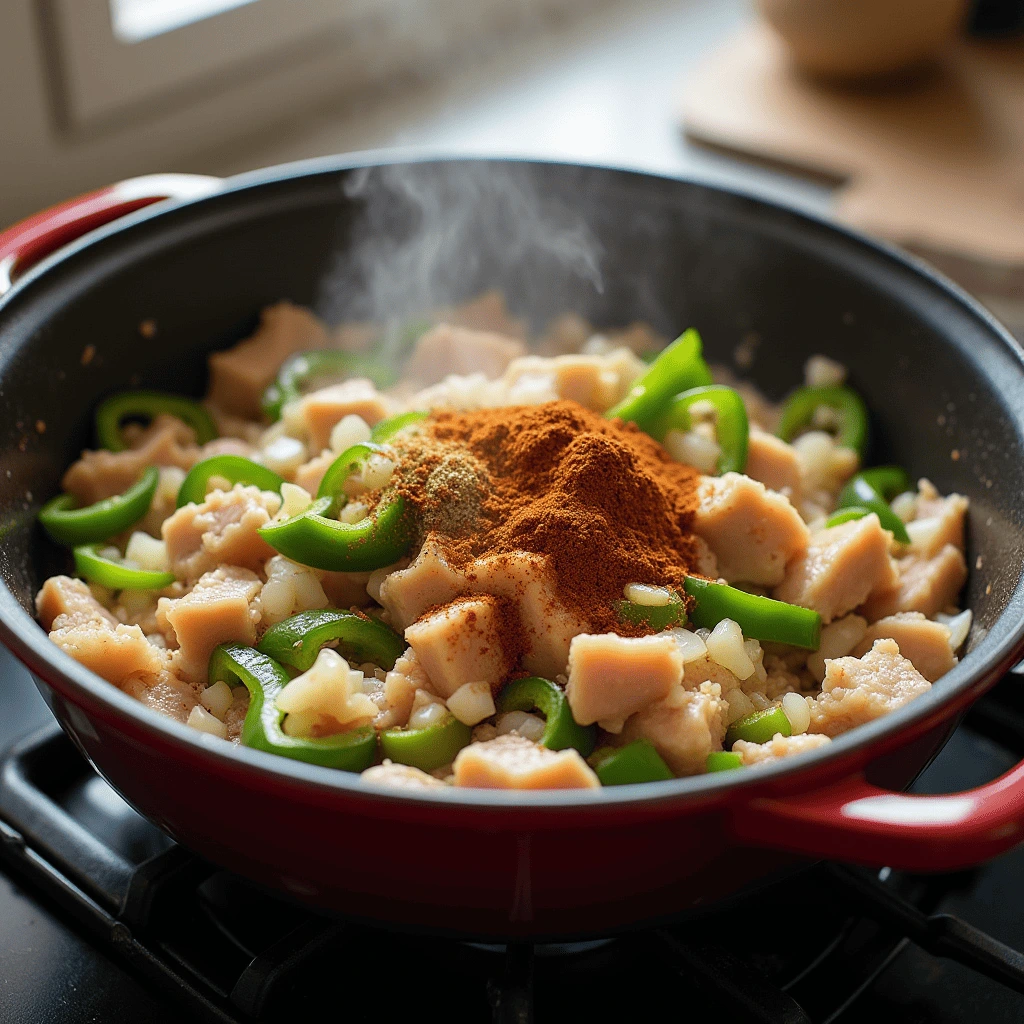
<box><xmin>35</xmin><ymin>293</ymin><xmax>972</xmax><ymax>790</ymax></box>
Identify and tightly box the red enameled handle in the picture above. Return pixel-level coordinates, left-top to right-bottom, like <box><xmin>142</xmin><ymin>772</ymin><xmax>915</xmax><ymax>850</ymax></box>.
<box><xmin>732</xmin><ymin>758</ymin><xmax>1024</xmax><ymax>871</ymax></box>
<box><xmin>0</xmin><ymin>173</ymin><xmax>223</xmax><ymax>295</ymax></box>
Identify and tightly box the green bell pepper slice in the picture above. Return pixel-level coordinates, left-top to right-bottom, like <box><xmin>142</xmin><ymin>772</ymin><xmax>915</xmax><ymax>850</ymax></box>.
<box><xmin>589</xmin><ymin>740</ymin><xmax>675</xmax><ymax>785</ymax></box>
<box><xmin>836</xmin><ymin>466</ymin><xmax>911</xmax><ymax>544</ymax></box>
<box><xmin>824</xmin><ymin>506</ymin><xmax>872</xmax><ymax>529</ymax></box>
<box><xmin>616</xmin><ymin>595</ymin><xmax>687</xmax><ymax>631</ymax></box>
<box><xmin>495</xmin><ymin>676</ymin><xmax>596</xmax><ymax>756</ymax></box>
<box><xmin>650</xmin><ymin>384</ymin><xmax>749</xmax><ymax>471</ymax></box>
<box><xmin>209</xmin><ymin>643</ymin><xmax>377</xmax><ymax>771</ymax></box>
<box><xmin>259</xmin><ymin>441</ymin><xmax>411</xmax><ymax>571</ymax></box>
<box><xmin>380</xmin><ymin>713</ymin><xmax>471</xmax><ymax>773</ymax></box>
<box><xmin>176</xmin><ymin>455</ymin><xmax>284</xmax><ymax>508</ymax></box>
<box><xmin>776</xmin><ymin>384</ymin><xmax>869</xmax><ymax>458</ymax></box>
<box><xmin>257</xmin><ymin>608</ymin><xmax>405</xmax><ymax>672</ymax></box>
<box><xmin>38</xmin><ymin>466</ymin><xmax>159</xmax><ymax>547</ymax></box>
<box><xmin>684</xmin><ymin>576</ymin><xmax>821</xmax><ymax>650</ymax></box>
<box><xmin>706</xmin><ymin>751</ymin><xmax>744</xmax><ymax>772</ymax></box>
<box><xmin>606</xmin><ymin>329</ymin><xmax>713</xmax><ymax>435</ymax></box>
<box><xmin>725</xmin><ymin>705</ymin><xmax>792</xmax><ymax>747</ymax></box>
<box><xmin>95</xmin><ymin>390</ymin><xmax>218</xmax><ymax>452</ymax></box>
<box><xmin>370</xmin><ymin>410</ymin><xmax>429</xmax><ymax>443</ymax></box>
<box><xmin>73</xmin><ymin>544</ymin><xmax>175</xmax><ymax>590</ymax></box>
<box><xmin>261</xmin><ymin>350</ymin><xmax>399</xmax><ymax>422</ymax></box>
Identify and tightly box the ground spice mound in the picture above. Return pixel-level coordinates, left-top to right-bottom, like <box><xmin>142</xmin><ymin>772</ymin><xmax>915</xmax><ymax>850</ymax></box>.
<box><xmin>395</xmin><ymin>400</ymin><xmax>702</xmax><ymax>634</ymax></box>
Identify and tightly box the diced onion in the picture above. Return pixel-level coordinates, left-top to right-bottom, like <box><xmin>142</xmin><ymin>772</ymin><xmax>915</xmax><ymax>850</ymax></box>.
<box><xmin>663</xmin><ymin>429</ymin><xmax>720</xmax><ymax>474</ymax></box>
<box><xmin>187</xmin><ymin>704</ymin><xmax>228</xmax><ymax>739</ymax></box>
<box><xmin>261</xmin><ymin>434</ymin><xmax>307</xmax><ymax>476</ymax></box>
<box><xmin>804</xmin><ymin>354</ymin><xmax>847</xmax><ymax>389</ymax></box>
<box><xmin>278</xmin><ymin>482</ymin><xmax>313</xmax><ymax>519</ymax></box>
<box><xmin>125</xmin><ymin>531</ymin><xmax>170</xmax><ymax>572</ymax></box>
<box><xmin>668</xmin><ymin>628</ymin><xmax>708</xmax><ymax>664</ymax></box>
<box><xmin>623</xmin><ymin>583</ymin><xmax>673</xmax><ymax>607</ymax></box>
<box><xmin>408</xmin><ymin>700</ymin><xmax>448</xmax><ymax>730</ymax></box>
<box><xmin>339</xmin><ymin>501</ymin><xmax>369</xmax><ymax>525</ymax></box>
<box><xmin>447</xmin><ymin>681</ymin><xmax>496</xmax><ymax>726</ymax></box>
<box><xmin>329</xmin><ymin>414</ymin><xmax>372</xmax><ymax>454</ymax></box>
<box><xmin>706</xmin><ymin>618</ymin><xmax>755</xmax><ymax>679</ymax></box>
<box><xmin>782</xmin><ymin>692</ymin><xmax>811</xmax><ymax>735</ymax></box>
<box><xmin>496</xmin><ymin>710</ymin><xmax>546</xmax><ymax>742</ymax></box>
<box><xmin>724</xmin><ymin>688</ymin><xmax>755</xmax><ymax>724</ymax></box>
<box><xmin>200</xmin><ymin>680</ymin><xmax>234</xmax><ymax>720</ymax></box>
<box><xmin>937</xmin><ymin>609</ymin><xmax>972</xmax><ymax>651</ymax></box>
<box><xmin>806</xmin><ymin>614</ymin><xmax>868</xmax><ymax>683</ymax></box>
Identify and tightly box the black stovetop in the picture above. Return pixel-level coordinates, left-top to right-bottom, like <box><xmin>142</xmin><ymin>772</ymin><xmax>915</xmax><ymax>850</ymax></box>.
<box><xmin>1</xmin><ymin>643</ymin><xmax>1024</xmax><ymax>1024</ymax></box>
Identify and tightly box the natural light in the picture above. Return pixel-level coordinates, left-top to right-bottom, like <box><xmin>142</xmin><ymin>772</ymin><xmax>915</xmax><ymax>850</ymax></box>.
<box><xmin>110</xmin><ymin>0</ymin><xmax>262</xmax><ymax>42</ymax></box>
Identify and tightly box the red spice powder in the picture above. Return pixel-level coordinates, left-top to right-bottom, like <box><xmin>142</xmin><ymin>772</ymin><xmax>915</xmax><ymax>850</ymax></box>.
<box><xmin>395</xmin><ymin>400</ymin><xmax>701</xmax><ymax>633</ymax></box>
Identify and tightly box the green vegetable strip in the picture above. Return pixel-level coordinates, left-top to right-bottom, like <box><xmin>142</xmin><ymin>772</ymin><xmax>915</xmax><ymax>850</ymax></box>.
<box><xmin>38</xmin><ymin>466</ymin><xmax>159</xmax><ymax>547</ymax></box>
<box><xmin>257</xmin><ymin>609</ymin><xmax>405</xmax><ymax>673</ymax></box>
<box><xmin>379</xmin><ymin>713</ymin><xmax>472</xmax><ymax>773</ymax></box>
<box><xmin>95</xmin><ymin>390</ymin><xmax>218</xmax><ymax>452</ymax></box>
<box><xmin>315</xmin><ymin>442</ymin><xmax>389</xmax><ymax>506</ymax></box>
<box><xmin>589</xmin><ymin>740</ymin><xmax>675</xmax><ymax>785</ymax></box>
<box><xmin>650</xmin><ymin>384</ymin><xmax>749</xmax><ymax>471</ymax></box>
<box><xmin>371</xmin><ymin>411</ymin><xmax>429</xmax><ymax>443</ymax></box>
<box><xmin>706</xmin><ymin>751</ymin><xmax>744</xmax><ymax>773</ymax></box>
<box><xmin>684</xmin><ymin>576</ymin><xmax>821</xmax><ymax>650</ymax></box>
<box><xmin>725</xmin><ymin>705</ymin><xmax>792</xmax><ymax>747</ymax></box>
<box><xmin>495</xmin><ymin>676</ymin><xmax>597</xmax><ymax>756</ymax></box>
<box><xmin>73</xmin><ymin>544</ymin><xmax>175</xmax><ymax>590</ymax></box>
<box><xmin>210</xmin><ymin>643</ymin><xmax>377</xmax><ymax>771</ymax></box>
<box><xmin>605</xmin><ymin>329</ymin><xmax>712</xmax><ymax>435</ymax></box>
<box><xmin>616</xmin><ymin>598</ymin><xmax>688</xmax><ymax>631</ymax></box>
<box><xmin>836</xmin><ymin>468</ymin><xmax>911</xmax><ymax>544</ymax></box>
<box><xmin>776</xmin><ymin>385</ymin><xmax>869</xmax><ymax>458</ymax></box>
<box><xmin>261</xmin><ymin>350</ymin><xmax>399</xmax><ymax>422</ymax></box>
<box><xmin>824</xmin><ymin>506</ymin><xmax>872</xmax><ymax>529</ymax></box>
<box><xmin>176</xmin><ymin>455</ymin><xmax>284</xmax><ymax>508</ymax></box>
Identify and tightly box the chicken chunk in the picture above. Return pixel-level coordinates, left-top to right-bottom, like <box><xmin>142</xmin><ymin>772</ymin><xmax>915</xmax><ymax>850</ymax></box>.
<box><xmin>452</xmin><ymin>734</ymin><xmax>600</xmax><ymax>789</ymax></box>
<box><xmin>441</xmin><ymin>289</ymin><xmax>528</xmax><ymax>339</ymax></box>
<box><xmin>732</xmin><ymin>732</ymin><xmax>832</xmax><ymax>766</ymax></box>
<box><xmin>62</xmin><ymin>415</ymin><xmax>200</xmax><ymax>505</ymax></box>
<box><xmin>275</xmin><ymin>648</ymin><xmax>378</xmax><ymax>736</ymax></box>
<box><xmin>621</xmin><ymin>681</ymin><xmax>726</xmax><ymax>776</ymax></box>
<box><xmin>909</xmin><ymin>480</ymin><xmax>968</xmax><ymax>557</ymax></box>
<box><xmin>566</xmin><ymin>632</ymin><xmax>683</xmax><ymax>730</ymax></box>
<box><xmin>404</xmin><ymin>324</ymin><xmax>526</xmax><ymax>386</ymax></box>
<box><xmin>466</xmin><ymin>551</ymin><xmax>589</xmax><ymax>678</ymax></box>
<box><xmin>296</xmin><ymin>379</ymin><xmax>389</xmax><ymax>453</ymax></box>
<box><xmin>379</xmin><ymin>535</ymin><xmax>469</xmax><ymax>630</ymax></box>
<box><xmin>403</xmin><ymin>595</ymin><xmax>513</xmax><ymax>699</ymax></box>
<box><xmin>293</xmin><ymin>448</ymin><xmax>336</xmax><ymax>495</ymax></box>
<box><xmin>694</xmin><ymin>473</ymin><xmax>810</xmax><ymax>586</ymax></box>
<box><xmin>37</xmin><ymin>576</ymin><xmax>172</xmax><ymax>686</ymax></box>
<box><xmin>809</xmin><ymin>638</ymin><xmax>931</xmax><ymax>736</ymax></box>
<box><xmin>852</xmin><ymin>612</ymin><xmax>954</xmax><ymax>682</ymax></box>
<box><xmin>860</xmin><ymin>544</ymin><xmax>968</xmax><ymax>621</ymax></box>
<box><xmin>208</xmin><ymin>301</ymin><xmax>328</xmax><ymax>418</ymax></box>
<box><xmin>502</xmin><ymin>349</ymin><xmax>646</xmax><ymax>413</ymax></box>
<box><xmin>162</xmin><ymin>484</ymin><xmax>280</xmax><ymax>582</ymax></box>
<box><xmin>744</xmin><ymin>427</ymin><xmax>802</xmax><ymax>500</ymax></box>
<box><xmin>361</xmin><ymin>762</ymin><xmax>448</xmax><ymax>789</ymax></box>
<box><xmin>774</xmin><ymin>514</ymin><xmax>898</xmax><ymax>624</ymax></box>
<box><xmin>159</xmin><ymin>567</ymin><xmax>262</xmax><ymax>682</ymax></box>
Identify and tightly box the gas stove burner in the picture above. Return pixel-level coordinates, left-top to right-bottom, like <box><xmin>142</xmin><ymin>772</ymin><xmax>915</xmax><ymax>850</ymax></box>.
<box><xmin>2</xmin><ymin>670</ymin><xmax>1024</xmax><ymax>1024</ymax></box>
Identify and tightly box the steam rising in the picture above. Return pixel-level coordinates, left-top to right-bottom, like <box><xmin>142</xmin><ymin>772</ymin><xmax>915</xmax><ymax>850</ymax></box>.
<box><xmin>319</xmin><ymin>160</ymin><xmax>604</xmax><ymax>345</ymax></box>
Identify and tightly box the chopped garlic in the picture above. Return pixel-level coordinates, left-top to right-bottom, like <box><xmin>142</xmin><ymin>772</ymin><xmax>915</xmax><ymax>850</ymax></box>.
<box><xmin>496</xmin><ymin>710</ymin><xmax>546</xmax><ymax>743</ymax></box>
<box><xmin>668</xmin><ymin>628</ymin><xmax>708</xmax><ymax>663</ymax></box>
<box><xmin>200</xmin><ymin>679</ymin><xmax>234</xmax><ymax>720</ymax></box>
<box><xmin>278</xmin><ymin>482</ymin><xmax>313</xmax><ymax>519</ymax></box>
<box><xmin>782</xmin><ymin>691</ymin><xmax>811</xmax><ymax>735</ymax></box>
<box><xmin>275</xmin><ymin>648</ymin><xmax>377</xmax><ymax>731</ymax></box>
<box><xmin>261</xmin><ymin>434</ymin><xmax>307</xmax><ymax>476</ymax></box>
<box><xmin>125</xmin><ymin>532</ymin><xmax>170</xmax><ymax>572</ymax></box>
<box><xmin>329</xmin><ymin>414</ymin><xmax>372</xmax><ymax>454</ymax></box>
<box><xmin>937</xmin><ymin>609</ymin><xmax>972</xmax><ymax>651</ymax></box>
<box><xmin>623</xmin><ymin>583</ymin><xmax>673</xmax><ymax>607</ymax></box>
<box><xmin>706</xmin><ymin>618</ymin><xmax>755</xmax><ymax>679</ymax></box>
<box><xmin>339</xmin><ymin>500</ymin><xmax>369</xmax><ymax>525</ymax></box>
<box><xmin>807</xmin><ymin>614</ymin><xmax>868</xmax><ymax>683</ymax></box>
<box><xmin>725</xmin><ymin>687</ymin><xmax>755</xmax><ymax>724</ymax></box>
<box><xmin>447</xmin><ymin>681</ymin><xmax>496</xmax><ymax>726</ymax></box>
<box><xmin>187</xmin><ymin>704</ymin><xmax>228</xmax><ymax>739</ymax></box>
<box><xmin>664</xmin><ymin>428</ymin><xmax>720</xmax><ymax>474</ymax></box>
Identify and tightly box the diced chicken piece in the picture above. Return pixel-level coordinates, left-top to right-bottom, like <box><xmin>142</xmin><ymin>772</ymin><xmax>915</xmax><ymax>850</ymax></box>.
<box><xmin>123</xmin><ymin>675</ymin><xmax>199</xmax><ymax>724</ymax></box>
<box><xmin>466</xmin><ymin>550</ymin><xmax>589</xmax><ymax>678</ymax></box>
<box><xmin>441</xmin><ymin>289</ymin><xmax>528</xmax><ymax>339</ymax></box>
<box><xmin>379</xmin><ymin>535</ymin><xmax>468</xmax><ymax>630</ymax></box>
<box><xmin>159</xmin><ymin>567</ymin><xmax>262</xmax><ymax>682</ymax></box>
<box><xmin>852</xmin><ymin>613</ymin><xmax>954</xmax><ymax>682</ymax></box>
<box><xmin>452</xmin><ymin>734</ymin><xmax>600</xmax><ymax>789</ymax></box>
<box><xmin>208</xmin><ymin>301</ymin><xmax>328</xmax><ymax>418</ymax></box>
<box><xmin>361</xmin><ymin>762</ymin><xmax>448</xmax><ymax>789</ymax></box>
<box><xmin>621</xmin><ymin>681</ymin><xmax>726</xmax><ymax>775</ymax></box>
<box><xmin>199</xmin><ymin>437</ymin><xmax>255</xmax><ymax>460</ymax></box>
<box><xmin>809</xmin><ymin>638</ymin><xmax>931</xmax><ymax>736</ymax></box>
<box><xmin>318</xmin><ymin>569</ymin><xmax>374</xmax><ymax>608</ymax></box>
<box><xmin>503</xmin><ymin>349</ymin><xmax>645</xmax><ymax>413</ymax></box>
<box><xmin>744</xmin><ymin>427</ymin><xmax>803</xmax><ymax>500</ymax></box>
<box><xmin>37</xmin><ymin>576</ymin><xmax>172</xmax><ymax>686</ymax></box>
<box><xmin>293</xmin><ymin>448</ymin><xmax>336</xmax><ymax>495</ymax></box>
<box><xmin>792</xmin><ymin>431</ymin><xmax>860</xmax><ymax>504</ymax></box>
<box><xmin>733</xmin><ymin>732</ymin><xmax>833</xmax><ymax>766</ymax></box>
<box><xmin>907</xmin><ymin>480</ymin><xmax>969</xmax><ymax>557</ymax></box>
<box><xmin>404</xmin><ymin>595</ymin><xmax>513</xmax><ymax>699</ymax></box>
<box><xmin>566</xmin><ymin>632</ymin><xmax>683</xmax><ymax>730</ymax></box>
<box><xmin>860</xmin><ymin>544</ymin><xmax>968</xmax><ymax>622</ymax></box>
<box><xmin>537</xmin><ymin>312</ymin><xmax>592</xmax><ymax>355</ymax></box>
<box><xmin>62</xmin><ymin>415</ymin><xmax>200</xmax><ymax>504</ymax></box>
<box><xmin>162</xmin><ymin>484</ymin><xmax>280</xmax><ymax>582</ymax></box>
<box><xmin>694</xmin><ymin>473</ymin><xmax>810</xmax><ymax>586</ymax></box>
<box><xmin>297</xmin><ymin>379</ymin><xmax>389</xmax><ymax>452</ymax></box>
<box><xmin>774</xmin><ymin>514</ymin><xmax>898</xmax><ymax>624</ymax></box>
<box><xmin>404</xmin><ymin>324</ymin><xmax>526</xmax><ymax>386</ymax></box>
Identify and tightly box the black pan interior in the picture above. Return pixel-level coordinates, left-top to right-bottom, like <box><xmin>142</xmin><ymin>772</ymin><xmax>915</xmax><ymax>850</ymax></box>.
<box><xmin>1</xmin><ymin>157</ymin><xmax>1023</xmax><ymax>670</ymax></box>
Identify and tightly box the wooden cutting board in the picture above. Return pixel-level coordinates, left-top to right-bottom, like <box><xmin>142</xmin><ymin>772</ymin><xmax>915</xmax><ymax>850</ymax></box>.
<box><xmin>679</xmin><ymin>22</ymin><xmax>1024</xmax><ymax>296</ymax></box>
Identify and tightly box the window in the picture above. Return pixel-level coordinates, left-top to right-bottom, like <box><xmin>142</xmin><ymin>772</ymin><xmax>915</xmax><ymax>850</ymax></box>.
<box><xmin>46</xmin><ymin>0</ymin><xmax>361</xmax><ymax>130</ymax></box>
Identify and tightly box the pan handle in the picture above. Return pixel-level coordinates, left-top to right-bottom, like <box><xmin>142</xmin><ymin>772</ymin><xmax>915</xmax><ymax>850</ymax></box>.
<box><xmin>729</xmin><ymin>760</ymin><xmax>1024</xmax><ymax>871</ymax></box>
<box><xmin>0</xmin><ymin>173</ymin><xmax>224</xmax><ymax>295</ymax></box>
